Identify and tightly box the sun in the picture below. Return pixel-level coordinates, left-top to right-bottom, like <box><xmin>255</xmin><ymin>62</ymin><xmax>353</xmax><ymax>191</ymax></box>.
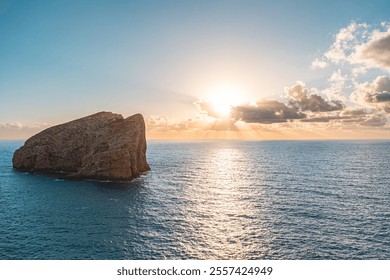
<box><xmin>209</xmin><ymin>86</ymin><xmax>243</xmax><ymax>118</ymax></box>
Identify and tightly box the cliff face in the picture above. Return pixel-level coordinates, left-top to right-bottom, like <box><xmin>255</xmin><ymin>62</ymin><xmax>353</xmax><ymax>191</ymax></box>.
<box><xmin>12</xmin><ymin>112</ymin><xmax>150</xmax><ymax>181</ymax></box>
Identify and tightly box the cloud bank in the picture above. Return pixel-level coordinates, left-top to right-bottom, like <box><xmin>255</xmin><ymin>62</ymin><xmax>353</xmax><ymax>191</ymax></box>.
<box><xmin>232</xmin><ymin>100</ymin><xmax>305</xmax><ymax>124</ymax></box>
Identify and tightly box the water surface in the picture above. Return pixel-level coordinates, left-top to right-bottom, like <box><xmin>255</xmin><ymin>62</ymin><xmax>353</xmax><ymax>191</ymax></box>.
<box><xmin>0</xmin><ymin>140</ymin><xmax>389</xmax><ymax>259</ymax></box>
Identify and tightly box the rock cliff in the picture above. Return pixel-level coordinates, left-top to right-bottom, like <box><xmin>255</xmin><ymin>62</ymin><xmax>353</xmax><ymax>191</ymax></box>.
<box><xmin>12</xmin><ymin>112</ymin><xmax>150</xmax><ymax>181</ymax></box>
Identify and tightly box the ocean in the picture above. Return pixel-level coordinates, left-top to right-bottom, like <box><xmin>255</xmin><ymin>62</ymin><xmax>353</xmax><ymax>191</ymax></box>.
<box><xmin>0</xmin><ymin>140</ymin><xmax>389</xmax><ymax>260</ymax></box>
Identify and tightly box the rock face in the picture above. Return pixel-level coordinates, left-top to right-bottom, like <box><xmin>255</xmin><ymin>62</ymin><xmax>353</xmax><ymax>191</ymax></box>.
<box><xmin>12</xmin><ymin>112</ymin><xmax>150</xmax><ymax>181</ymax></box>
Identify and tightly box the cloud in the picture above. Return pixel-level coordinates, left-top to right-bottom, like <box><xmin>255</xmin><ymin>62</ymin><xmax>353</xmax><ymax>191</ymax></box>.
<box><xmin>323</xmin><ymin>21</ymin><xmax>369</xmax><ymax>64</ymax></box>
<box><xmin>300</xmin><ymin>108</ymin><xmax>373</xmax><ymax>124</ymax></box>
<box><xmin>329</xmin><ymin>69</ymin><xmax>347</xmax><ymax>84</ymax></box>
<box><xmin>146</xmin><ymin>105</ymin><xmax>389</xmax><ymax>140</ymax></box>
<box><xmin>230</xmin><ymin>82</ymin><xmax>384</xmax><ymax>126</ymax></box>
<box><xmin>320</xmin><ymin>69</ymin><xmax>350</xmax><ymax>99</ymax></box>
<box><xmin>285</xmin><ymin>82</ymin><xmax>345</xmax><ymax>112</ymax></box>
<box><xmin>0</xmin><ymin>122</ymin><xmax>25</xmax><ymax>129</ymax></box>
<box><xmin>365</xmin><ymin>92</ymin><xmax>390</xmax><ymax>103</ymax></box>
<box><xmin>146</xmin><ymin>114</ymin><xmax>238</xmax><ymax>134</ymax></box>
<box><xmin>339</xmin><ymin>108</ymin><xmax>367</xmax><ymax>117</ymax></box>
<box><xmin>357</xmin><ymin>29</ymin><xmax>390</xmax><ymax>71</ymax></box>
<box><xmin>193</xmin><ymin>98</ymin><xmax>220</xmax><ymax>118</ymax></box>
<box><xmin>300</xmin><ymin>115</ymin><xmax>339</xmax><ymax>123</ymax></box>
<box><xmin>298</xmin><ymin>107</ymin><xmax>389</xmax><ymax>129</ymax></box>
<box><xmin>232</xmin><ymin>100</ymin><xmax>305</xmax><ymax>124</ymax></box>
<box><xmin>311</xmin><ymin>58</ymin><xmax>327</xmax><ymax>69</ymax></box>
<box><xmin>352</xmin><ymin>76</ymin><xmax>390</xmax><ymax>114</ymax></box>
<box><xmin>0</xmin><ymin>122</ymin><xmax>50</xmax><ymax>139</ymax></box>
<box><xmin>313</xmin><ymin>21</ymin><xmax>390</xmax><ymax>73</ymax></box>
<box><xmin>309</xmin><ymin>20</ymin><xmax>390</xmax><ymax>129</ymax></box>
<box><xmin>0</xmin><ymin>122</ymin><xmax>50</xmax><ymax>130</ymax></box>
<box><xmin>147</xmin><ymin>115</ymin><xmax>201</xmax><ymax>131</ymax></box>
<box><xmin>359</xmin><ymin>115</ymin><xmax>388</xmax><ymax>127</ymax></box>
<box><xmin>363</xmin><ymin>75</ymin><xmax>390</xmax><ymax>104</ymax></box>
<box><xmin>328</xmin><ymin>69</ymin><xmax>348</xmax><ymax>93</ymax></box>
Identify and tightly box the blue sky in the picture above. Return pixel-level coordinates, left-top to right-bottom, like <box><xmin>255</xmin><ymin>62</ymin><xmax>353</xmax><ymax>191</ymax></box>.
<box><xmin>1</xmin><ymin>0</ymin><xmax>390</xmax><ymax>139</ymax></box>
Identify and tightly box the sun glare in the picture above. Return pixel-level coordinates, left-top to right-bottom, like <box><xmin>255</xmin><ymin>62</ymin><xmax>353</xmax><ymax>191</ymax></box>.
<box><xmin>209</xmin><ymin>86</ymin><xmax>243</xmax><ymax>118</ymax></box>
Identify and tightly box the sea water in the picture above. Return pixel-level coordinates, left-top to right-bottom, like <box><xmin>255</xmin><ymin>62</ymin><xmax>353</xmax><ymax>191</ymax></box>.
<box><xmin>0</xmin><ymin>140</ymin><xmax>389</xmax><ymax>259</ymax></box>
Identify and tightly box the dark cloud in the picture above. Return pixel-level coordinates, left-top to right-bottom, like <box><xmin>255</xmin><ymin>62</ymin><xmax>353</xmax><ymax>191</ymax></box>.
<box><xmin>339</xmin><ymin>108</ymin><xmax>367</xmax><ymax>117</ymax></box>
<box><xmin>285</xmin><ymin>82</ymin><xmax>345</xmax><ymax>112</ymax></box>
<box><xmin>362</xmin><ymin>76</ymin><xmax>390</xmax><ymax>104</ymax></box>
<box><xmin>359</xmin><ymin>115</ymin><xmax>387</xmax><ymax>127</ymax></box>
<box><xmin>297</xmin><ymin>109</ymin><xmax>376</xmax><ymax>124</ymax></box>
<box><xmin>301</xmin><ymin>116</ymin><xmax>338</xmax><ymax>123</ymax></box>
<box><xmin>365</xmin><ymin>92</ymin><xmax>390</xmax><ymax>103</ymax></box>
<box><xmin>230</xmin><ymin>82</ymin><xmax>374</xmax><ymax>125</ymax></box>
<box><xmin>373</xmin><ymin>75</ymin><xmax>390</xmax><ymax>92</ymax></box>
<box><xmin>360</xmin><ymin>33</ymin><xmax>390</xmax><ymax>70</ymax></box>
<box><xmin>339</xmin><ymin>109</ymin><xmax>371</xmax><ymax>123</ymax></box>
<box><xmin>355</xmin><ymin>76</ymin><xmax>390</xmax><ymax>114</ymax></box>
<box><xmin>232</xmin><ymin>100</ymin><xmax>305</xmax><ymax>124</ymax></box>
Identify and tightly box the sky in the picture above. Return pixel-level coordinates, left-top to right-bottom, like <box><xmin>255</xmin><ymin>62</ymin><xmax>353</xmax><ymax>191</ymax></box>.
<box><xmin>1</xmin><ymin>0</ymin><xmax>390</xmax><ymax>139</ymax></box>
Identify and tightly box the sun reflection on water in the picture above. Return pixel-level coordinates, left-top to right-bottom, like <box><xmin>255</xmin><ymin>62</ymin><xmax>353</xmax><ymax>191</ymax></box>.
<box><xmin>179</xmin><ymin>144</ymin><xmax>271</xmax><ymax>259</ymax></box>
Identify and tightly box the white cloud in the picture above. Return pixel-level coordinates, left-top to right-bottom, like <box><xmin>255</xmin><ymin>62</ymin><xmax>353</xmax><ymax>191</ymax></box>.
<box><xmin>0</xmin><ymin>122</ymin><xmax>50</xmax><ymax>139</ymax></box>
<box><xmin>0</xmin><ymin>122</ymin><xmax>24</xmax><ymax>129</ymax></box>
<box><xmin>329</xmin><ymin>69</ymin><xmax>347</xmax><ymax>84</ymax></box>
<box><xmin>321</xmin><ymin>69</ymin><xmax>350</xmax><ymax>99</ymax></box>
<box><xmin>323</xmin><ymin>21</ymin><xmax>369</xmax><ymax>64</ymax></box>
<box><xmin>311</xmin><ymin>58</ymin><xmax>327</xmax><ymax>69</ymax></box>
<box><xmin>309</xmin><ymin>21</ymin><xmax>390</xmax><ymax>123</ymax></box>
<box><xmin>314</xmin><ymin>21</ymin><xmax>390</xmax><ymax>74</ymax></box>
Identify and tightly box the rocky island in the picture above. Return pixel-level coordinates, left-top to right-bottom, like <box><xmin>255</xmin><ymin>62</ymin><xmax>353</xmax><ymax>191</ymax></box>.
<box><xmin>12</xmin><ymin>112</ymin><xmax>150</xmax><ymax>181</ymax></box>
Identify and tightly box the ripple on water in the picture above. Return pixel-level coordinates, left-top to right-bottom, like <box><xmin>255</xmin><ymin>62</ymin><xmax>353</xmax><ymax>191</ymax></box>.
<box><xmin>0</xmin><ymin>140</ymin><xmax>389</xmax><ymax>259</ymax></box>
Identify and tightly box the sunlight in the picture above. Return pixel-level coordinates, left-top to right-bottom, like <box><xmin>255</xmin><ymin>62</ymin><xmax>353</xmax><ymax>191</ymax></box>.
<box><xmin>179</xmin><ymin>144</ymin><xmax>266</xmax><ymax>259</ymax></box>
<box><xmin>209</xmin><ymin>85</ymin><xmax>243</xmax><ymax>117</ymax></box>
